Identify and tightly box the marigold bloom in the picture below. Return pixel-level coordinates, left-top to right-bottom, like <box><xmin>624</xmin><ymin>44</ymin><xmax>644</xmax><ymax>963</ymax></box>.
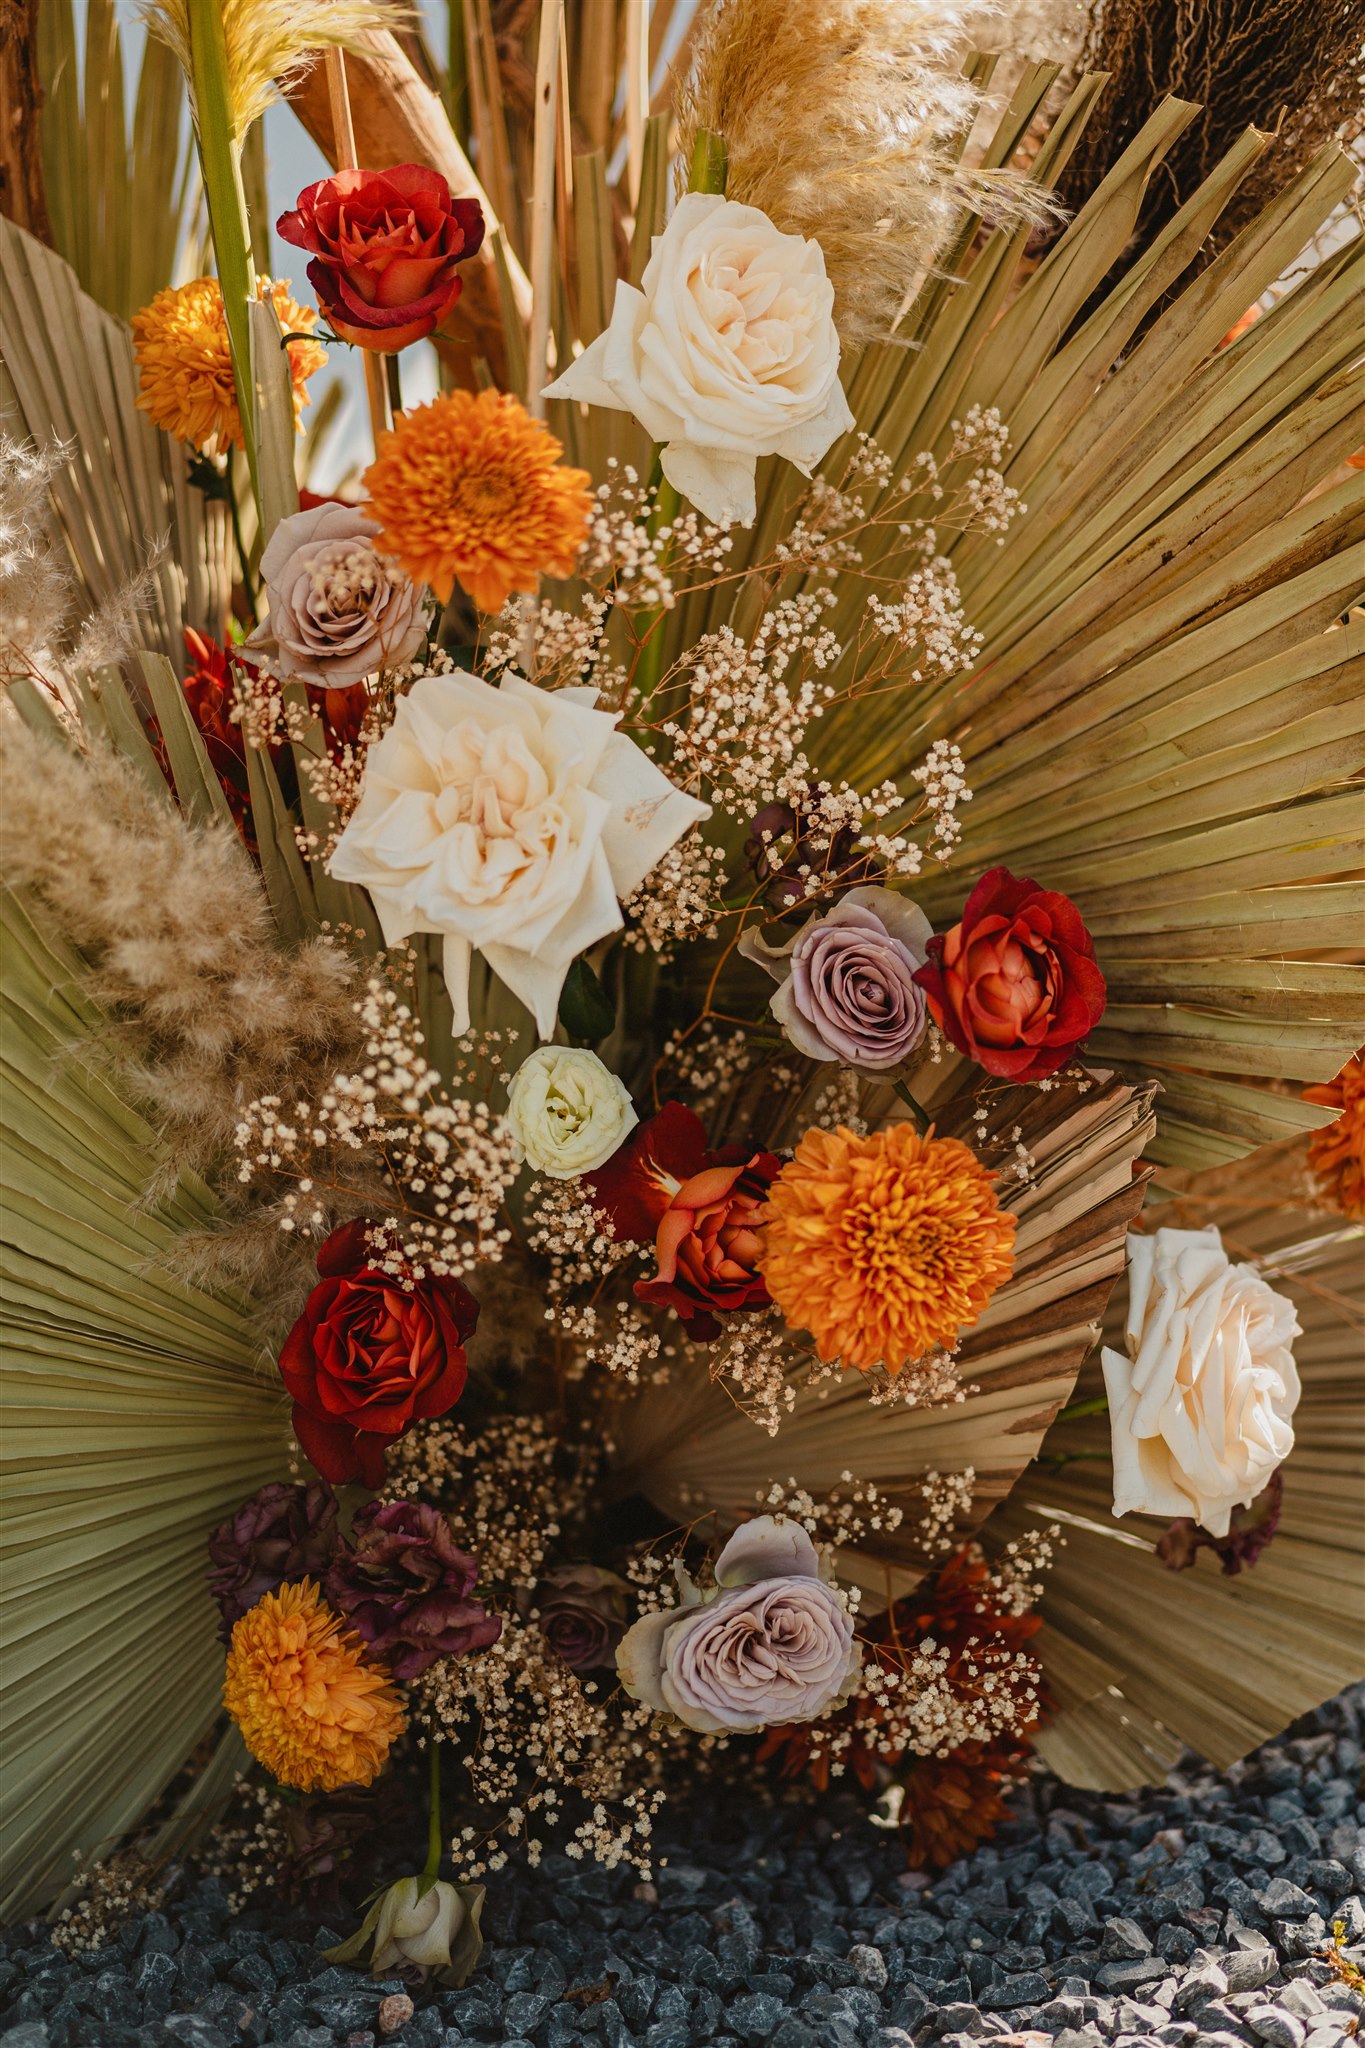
<box><xmin>1303</xmin><ymin>1051</ymin><xmax>1365</xmax><ymax>1221</ymax></box>
<box><xmin>223</xmin><ymin>1579</ymin><xmax>405</xmax><ymax>1791</ymax></box>
<box><xmin>133</xmin><ymin>276</ymin><xmax>326</xmax><ymax>452</ymax></box>
<box><xmin>760</xmin><ymin>1123</ymin><xmax>1015</xmax><ymax>1372</ymax></box>
<box><xmin>361</xmin><ymin>388</ymin><xmax>592</xmax><ymax>611</ymax></box>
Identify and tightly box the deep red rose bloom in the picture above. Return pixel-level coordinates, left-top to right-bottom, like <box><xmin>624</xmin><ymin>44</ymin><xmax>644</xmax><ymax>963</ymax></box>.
<box><xmin>277</xmin><ymin>165</ymin><xmax>485</xmax><ymax>353</ymax></box>
<box><xmin>587</xmin><ymin>1101</ymin><xmax>778</xmax><ymax>1340</ymax></box>
<box><xmin>278</xmin><ymin>1221</ymin><xmax>478</xmax><ymax>1486</ymax></box>
<box><xmin>913</xmin><ymin>866</ymin><xmax>1106</xmax><ymax>1084</ymax></box>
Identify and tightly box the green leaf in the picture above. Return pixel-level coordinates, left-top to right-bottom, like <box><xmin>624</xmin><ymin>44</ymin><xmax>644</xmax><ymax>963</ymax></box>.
<box><xmin>558</xmin><ymin>956</ymin><xmax>616</xmax><ymax>1043</ymax></box>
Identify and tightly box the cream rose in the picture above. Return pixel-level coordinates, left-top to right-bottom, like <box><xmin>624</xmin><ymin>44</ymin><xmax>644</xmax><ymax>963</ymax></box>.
<box><xmin>506</xmin><ymin>1046</ymin><xmax>637</xmax><ymax>1177</ymax></box>
<box><xmin>327</xmin><ymin>1873</ymin><xmax>485</xmax><ymax>1986</ymax></box>
<box><xmin>328</xmin><ymin>671</ymin><xmax>709</xmax><ymax>1037</ymax></box>
<box><xmin>616</xmin><ymin>1515</ymin><xmax>860</xmax><ymax>1734</ymax></box>
<box><xmin>246</xmin><ymin>502</ymin><xmax>427</xmax><ymax>687</ymax></box>
<box><xmin>545</xmin><ymin>193</ymin><xmax>854</xmax><ymax>528</ymax></box>
<box><xmin>1101</xmin><ymin>1226</ymin><xmax>1301</xmax><ymax>1538</ymax></box>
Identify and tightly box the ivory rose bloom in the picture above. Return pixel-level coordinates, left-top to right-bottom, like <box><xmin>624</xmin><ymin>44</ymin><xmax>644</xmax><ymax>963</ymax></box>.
<box><xmin>506</xmin><ymin>1047</ymin><xmax>638</xmax><ymax>1177</ymax></box>
<box><xmin>616</xmin><ymin>1516</ymin><xmax>860</xmax><ymax>1733</ymax></box>
<box><xmin>327</xmin><ymin>1873</ymin><xmax>485</xmax><ymax>1986</ymax></box>
<box><xmin>545</xmin><ymin>193</ymin><xmax>854</xmax><ymax>528</ymax></box>
<box><xmin>1101</xmin><ymin>1227</ymin><xmax>1301</xmax><ymax>1538</ymax></box>
<box><xmin>328</xmin><ymin>671</ymin><xmax>709</xmax><ymax>1036</ymax></box>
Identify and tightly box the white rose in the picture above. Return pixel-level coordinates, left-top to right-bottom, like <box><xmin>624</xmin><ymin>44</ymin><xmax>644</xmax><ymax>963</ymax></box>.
<box><xmin>1101</xmin><ymin>1226</ymin><xmax>1301</xmax><ymax>1538</ymax></box>
<box><xmin>506</xmin><ymin>1046</ymin><xmax>638</xmax><ymax>1177</ymax></box>
<box><xmin>328</xmin><ymin>670</ymin><xmax>709</xmax><ymax>1038</ymax></box>
<box><xmin>544</xmin><ymin>193</ymin><xmax>854</xmax><ymax>528</ymax></box>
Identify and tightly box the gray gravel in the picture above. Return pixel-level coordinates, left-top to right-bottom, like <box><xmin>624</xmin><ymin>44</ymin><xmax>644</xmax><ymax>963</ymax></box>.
<box><xmin>3</xmin><ymin>1687</ymin><xmax>1362</xmax><ymax>2048</ymax></box>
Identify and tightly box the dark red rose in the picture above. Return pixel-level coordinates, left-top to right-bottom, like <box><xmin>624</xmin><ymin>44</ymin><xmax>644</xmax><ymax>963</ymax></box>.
<box><xmin>325</xmin><ymin>1499</ymin><xmax>502</xmax><ymax>1679</ymax></box>
<box><xmin>537</xmin><ymin>1564</ymin><xmax>629</xmax><ymax>1672</ymax></box>
<box><xmin>913</xmin><ymin>866</ymin><xmax>1106</xmax><ymax>1084</ymax></box>
<box><xmin>206</xmin><ymin>1479</ymin><xmax>340</xmax><ymax>1640</ymax></box>
<box><xmin>1156</xmin><ymin>1471</ymin><xmax>1284</xmax><ymax>1578</ymax></box>
<box><xmin>587</xmin><ymin>1101</ymin><xmax>777</xmax><ymax>1340</ymax></box>
<box><xmin>278</xmin><ymin>1221</ymin><xmax>478</xmax><ymax>1487</ymax></box>
<box><xmin>277</xmin><ymin>165</ymin><xmax>485</xmax><ymax>353</ymax></box>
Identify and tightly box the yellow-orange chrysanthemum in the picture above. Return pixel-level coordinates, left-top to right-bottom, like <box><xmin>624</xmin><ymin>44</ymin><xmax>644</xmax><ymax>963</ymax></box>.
<box><xmin>361</xmin><ymin>388</ymin><xmax>592</xmax><ymax>612</ymax></box>
<box><xmin>1304</xmin><ymin>1051</ymin><xmax>1365</xmax><ymax>1220</ymax></box>
<box><xmin>223</xmin><ymin>1579</ymin><xmax>405</xmax><ymax>1792</ymax></box>
<box><xmin>133</xmin><ymin>276</ymin><xmax>326</xmax><ymax>453</ymax></box>
<box><xmin>760</xmin><ymin>1124</ymin><xmax>1016</xmax><ymax>1374</ymax></box>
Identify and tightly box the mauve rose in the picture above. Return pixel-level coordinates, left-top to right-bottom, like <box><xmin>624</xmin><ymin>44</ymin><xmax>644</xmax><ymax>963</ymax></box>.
<box><xmin>206</xmin><ymin>1480</ymin><xmax>340</xmax><ymax>1640</ymax></box>
<box><xmin>740</xmin><ymin>886</ymin><xmax>932</xmax><ymax>1074</ymax></box>
<box><xmin>278</xmin><ymin>165</ymin><xmax>485</xmax><ymax>353</ymax></box>
<box><xmin>616</xmin><ymin>1516</ymin><xmax>860</xmax><ymax>1733</ymax></box>
<box><xmin>326</xmin><ymin>1499</ymin><xmax>502</xmax><ymax>1680</ymax></box>
<box><xmin>246</xmin><ymin>503</ymin><xmax>426</xmax><ymax>688</ymax></box>
<box><xmin>587</xmin><ymin>1102</ymin><xmax>777</xmax><ymax>1341</ymax></box>
<box><xmin>914</xmin><ymin>866</ymin><xmax>1106</xmax><ymax>1084</ymax></box>
<box><xmin>538</xmin><ymin>1564</ymin><xmax>629</xmax><ymax>1671</ymax></box>
<box><xmin>278</xmin><ymin>1221</ymin><xmax>478</xmax><ymax>1488</ymax></box>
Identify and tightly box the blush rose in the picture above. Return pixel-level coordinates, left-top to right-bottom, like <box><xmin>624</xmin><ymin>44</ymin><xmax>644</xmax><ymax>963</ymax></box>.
<box><xmin>246</xmin><ymin>503</ymin><xmax>427</xmax><ymax>688</ymax></box>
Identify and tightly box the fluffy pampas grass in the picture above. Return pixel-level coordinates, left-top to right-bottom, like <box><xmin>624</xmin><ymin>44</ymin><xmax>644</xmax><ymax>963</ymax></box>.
<box><xmin>675</xmin><ymin>0</ymin><xmax>1060</xmax><ymax>345</ymax></box>
<box><xmin>140</xmin><ymin>0</ymin><xmax>402</xmax><ymax>137</ymax></box>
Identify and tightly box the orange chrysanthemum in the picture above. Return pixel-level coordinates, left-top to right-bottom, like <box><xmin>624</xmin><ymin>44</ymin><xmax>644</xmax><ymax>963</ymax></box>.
<box><xmin>361</xmin><ymin>388</ymin><xmax>592</xmax><ymax>612</ymax></box>
<box><xmin>760</xmin><ymin>1123</ymin><xmax>1016</xmax><ymax>1373</ymax></box>
<box><xmin>133</xmin><ymin>276</ymin><xmax>326</xmax><ymax>453</ymax></box>
<box><xmin>223</xmin><ymin>1579</ymin><xmax>405</xmax><ymax>1792</ymax></box>
<box><xmin>1304</xmin><ymin>1051</ymin><xmax>1365</xmax><ymax>1220</ymax></box>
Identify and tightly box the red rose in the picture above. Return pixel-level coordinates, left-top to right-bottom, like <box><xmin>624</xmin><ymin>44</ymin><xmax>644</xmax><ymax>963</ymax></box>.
<box><xmin>913</xmin><ymin>866</ymin><xmax>1106</xmax><ymax>1084</ymax></box>
<box><xmin>277</xmin><ymin>165</ymin><xmax>485</xmax><ymax>353</ymax></box>
<box><xmin>587</xmin><ymin>1102</ymin><xmax>777</xmax><ymax>1340</ymax></box>
<box><xmin>278</xmin><ymin>1221</ymin><xmax>478</xmax><ymax>1486</ymax></box>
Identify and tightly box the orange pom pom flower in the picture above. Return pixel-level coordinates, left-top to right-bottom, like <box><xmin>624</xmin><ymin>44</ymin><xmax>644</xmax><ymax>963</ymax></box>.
<box><xmin>1303</xmin><ymin>1050</ymin><xmax>1365</xmax><ymax>1221</ymax></box>
<box><xmin>361</xmin><ymin>388</ymin><xmax>592</xmax><ymax>612</ymax></box>
<box><xmin>223</xmin><ymin>1579</ymin><xmax>405</xmax><ymax>1792</ymax></box>
<box><xmin>133</xmin><ymin>276</ymin><xmax>326</xmax><ymax>453</ymax></box>
<box><xmin>760</xmin><ymin>1123</ymin><xmax>1016</xmax><ymax>1373</ymax></box>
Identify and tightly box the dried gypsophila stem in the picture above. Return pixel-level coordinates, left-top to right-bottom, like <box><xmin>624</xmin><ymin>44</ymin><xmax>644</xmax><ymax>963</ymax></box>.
<box><xmin>759</xmin><ymin>1471</ymin><xmax>907</xmax><ymax>1548</ymax></box>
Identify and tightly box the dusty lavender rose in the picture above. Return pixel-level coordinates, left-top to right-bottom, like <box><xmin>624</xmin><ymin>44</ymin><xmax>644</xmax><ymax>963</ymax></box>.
<box><xmin>246</xmin><ymin>502</ymin><xmax>426</xmax><ymax>688</ymax></box>
<box><xmin>325</xmin><ymin>1500</ymin><xmax>502</xmax><ymax>1680</ymax></box>
<box><xmin>538</xmin><ymin>1563</ymin><xmax>630</xmax><ymax>1671</ymax></box>
<box><xmin>206</xmin><ymin>1479</ymin><xmax>340</xmax><ymax>1641</ymax></box>
<box><xmin>740</xmin><ymin>885</ymin><xmax>932</xmax><ymax>1074</ymax></box>
<box><xmin>616</xmin><ymin>1516</ymin><xmax>860</xmax><ymax>1734</ymax></box>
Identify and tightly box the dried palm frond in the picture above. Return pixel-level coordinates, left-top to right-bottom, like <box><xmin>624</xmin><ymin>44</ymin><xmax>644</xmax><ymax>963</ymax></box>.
<box><xmin>980</xmin><ymin>1168</ymin><xmax>1365</xmax><ymax>1789</ymax></box>
<box><xmin>0</xmin><ymin>881</ymin><xmax>289</xmax><ymax>1920</ymax></box>
<box><xmin>674</xmin><ymin>0</ymin><xmax>1059</xmax><ymax>346</ymax></box>
<box><xmin>611</xmin><ymin>1057</ymin><xmax>1154</xmax><ymax>1601</ymax></box>
<box><xmin>139</xmin><ymin>0</ymin><xmax>402</xmax><ymax>140</ymax></box>
<box><xmin>0</xmin><ymin>219</ymin><xmax>231</xmax><ymax>662</ymax></box>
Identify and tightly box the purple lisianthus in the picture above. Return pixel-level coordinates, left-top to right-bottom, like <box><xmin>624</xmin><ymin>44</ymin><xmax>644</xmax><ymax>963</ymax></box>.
<box><xmin>739</xmin><ymin>885</ymin><xmax>932</xmax><ymax>1074</ymax></box>
<box><xmin>326</xmin><ymin>1500</ymin><xmax>502</xmax><ymax>1680</ymax></box>
<box><xmin>207</xmin><ymin>1480</ymin><xmax>340</xmax><ymax>1641</ymax></box>
<box><xmin>538</xmin><ymin>1564</ymin><xmax>630</xmax><ymax>1671</ymax></box>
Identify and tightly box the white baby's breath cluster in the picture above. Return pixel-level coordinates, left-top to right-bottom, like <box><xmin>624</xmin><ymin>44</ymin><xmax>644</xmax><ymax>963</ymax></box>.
<box><xmin>759</xmin><ymin>1469</ymin><xmax>906</xmax><ymax>1548</ymax></box>
<box><xmin>989</xmin><ymin>1526</ymin><xmax>1063</xmax><ymax>1617</ymax></box>
<box><xmin>705</xmin><ymin>1311</ymin><xmax>798</xmax><ymax>1434</ymax></box>
<box><xmin>620</xmin><ymin>827</ymin><xmax>726</xmax><ymax>957</ymax></box>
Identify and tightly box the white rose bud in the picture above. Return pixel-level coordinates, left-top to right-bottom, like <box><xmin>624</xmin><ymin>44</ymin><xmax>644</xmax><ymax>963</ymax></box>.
<box><xmin>325</xmin><ymin>1873</ymin><xmax>485</xmax><ymax>1986</ymax></box>
<box><xmin>1101</xmin><ymin>1226</ymin><xmax>1301</xmax><ymax>1539</ymax></box>
<box><xmin>506</xmin><ymin>1047</ymin><xmax>638</xmax><ymax>1178</ymax></box>
<box><xmin>545</xmin><ymin>193</ymin><xmax>854</xmax><ymax>528</ymax></box>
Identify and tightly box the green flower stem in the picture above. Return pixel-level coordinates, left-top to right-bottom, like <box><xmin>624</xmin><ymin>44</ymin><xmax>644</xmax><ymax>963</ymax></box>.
<box><xmin>423</xmin><ymin>1739</ymin><xmax>443</xmax><ymax>1883</ymax></box>
<box><xmin>634</xmin><ymin>128</ymin><xmax>728</xmax><ymax>708</ymax></box>
<box><xmin>384</xmin><ymin>352</ymin><xmax>404</xmax><ymax>422</ymax></box>
<box><xmin>1055</xmin><ymin>1394</ymin><xmax>1110</xmax><ymax>1423</ymax></box>
<box><xmin>893</xmin><ymin>1081</ymin><xmax>931</xmax><ymax>1133</ymax></box>
<box><xmin>186</xmin><ymin>0</ymin><xmax>259</xmax><ymax>501</ymax></box>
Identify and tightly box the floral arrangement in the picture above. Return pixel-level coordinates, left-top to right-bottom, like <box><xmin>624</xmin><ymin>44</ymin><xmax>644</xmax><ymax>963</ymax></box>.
<box><xmin>1</xmin><ymin>0</ymin><xmax>1361</xmax><ymax>1963</ymax></box>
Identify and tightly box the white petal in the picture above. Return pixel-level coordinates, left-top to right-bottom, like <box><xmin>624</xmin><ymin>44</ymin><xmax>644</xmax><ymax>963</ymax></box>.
<box><xmin>442</xmin><ymin>933</ymin><xmax>473</xmax><ymax>1036</ymax></box>
<box><xmin>659</xmin><ymin>439</ymin><xmax>756</xmax><ymax>528</ymax></box>
<box><xmin>592</xmin><ymin>734</ymin><xmax>711</xmax><ymax>898</ymax></box>
<box><xmin>715</xmin><ymin>1514</ymin><xmax>820</xmax><ymax>1586</ymax></box>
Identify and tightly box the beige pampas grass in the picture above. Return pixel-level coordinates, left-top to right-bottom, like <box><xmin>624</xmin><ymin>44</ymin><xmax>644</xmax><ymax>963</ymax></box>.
<box><xmin>140</xmin><ymin>0</ymin><xmax>402</xmax><ymax>138</ymax></box>
<box><xmin>675</xmin><ymin>0</ymin><xmax>1060</xmax><ymax>345</ymax></box>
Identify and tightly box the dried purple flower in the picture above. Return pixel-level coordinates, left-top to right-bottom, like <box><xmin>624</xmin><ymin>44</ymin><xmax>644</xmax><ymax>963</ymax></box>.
<box><xmin>1155</xmin><ymin>1470</ymin><xmax>1284</xmax><ymax>1577</ymax></box>
<box><xmin>326</xmin><ymin>1500</ymin><xmax>503</xmax><ymax>1680</ymax></box>
<box><xmin>207</xmin><ymin>1480</ymin><xmax>341</xmax><ymax>1640</ymax></box>
<box><xmin>538</xmin><ymin>1564</ymin><xmax>630</xmax><ymax>1671</ymax></box>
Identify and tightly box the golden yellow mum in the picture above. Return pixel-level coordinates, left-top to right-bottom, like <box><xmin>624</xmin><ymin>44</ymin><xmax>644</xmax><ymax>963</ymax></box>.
<box><xmin>223</xmin><ymin>1579</ymin><xmax>405</xmax><ymax>1792</ymax></box>
<box><xmin>132</xmin><ymin>276</ymin><xmax>326</xmax><ymax>452</ymax></box>
<box><xmin>760</xmin><ymin>1123</ymin><xmax>1016</xmax><ymax>1374</ymax></box>
<box><xmin>362</xmin><ymin>388</ymin><xmax>593</xmax><ymax>612</ymax></box>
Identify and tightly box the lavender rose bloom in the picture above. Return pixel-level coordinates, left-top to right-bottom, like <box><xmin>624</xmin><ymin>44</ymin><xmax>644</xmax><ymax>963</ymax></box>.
<box><xmin>325</xmin><ymin>1500</ymin><xmax>503</xmax><ymax>1680</ymax></box>
<box><xmin>538</xmin><ymin>1563</ymin><xmax>629</xmax><ymax>1671</ymax></box>
<box><xmin>246</xmin><ymin>502</ymin><xmax>427</xmax><ymax>688</ymax></box>
<box><xmin>207</xmin><ymin>1480</ymin><xmax>340</xmax><ymax>1641</ymax></box>
<box><xmin>739</xmin><ymin>885</ymin><xmax>932</xmax><ymax>1074</ymax></box>
<box><xmin>616</xmin><ymin>1516</ymin><xmax>860</xmax><ymax>1734</ymax></box>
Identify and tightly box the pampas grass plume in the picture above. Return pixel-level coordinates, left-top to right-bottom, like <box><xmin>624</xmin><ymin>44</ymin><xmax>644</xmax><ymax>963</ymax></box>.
<box><xmin>676</xmin><ymin>0</ymin><xmax>1060</xmax><ymax>346</ymax></box>
<box><xmin>140</xmin><ymin>0</ymin><xmax>403</xmax><ymax>137</ymax></box>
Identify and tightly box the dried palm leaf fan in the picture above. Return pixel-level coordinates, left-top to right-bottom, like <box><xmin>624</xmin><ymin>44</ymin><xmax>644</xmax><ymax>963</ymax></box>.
<box><xmin>979</xmin><ymin>1162</ymin><xmax>1365</xmax><ymax>1791</ymax></box>
<box><xmin>0</xmin><ymin>885</ymin><xmax>288</xmax><ymax>1919</ymax></box>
